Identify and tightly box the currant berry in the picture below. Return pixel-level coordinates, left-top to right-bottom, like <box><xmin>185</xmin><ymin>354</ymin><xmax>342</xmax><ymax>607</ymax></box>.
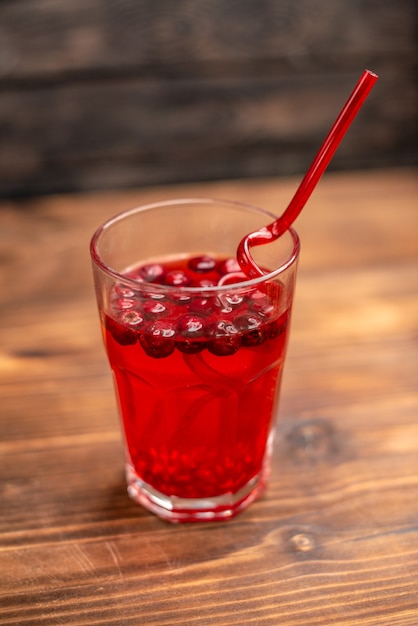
<box><xmin>217</xmin><ymin>257</ymin><xmax>241</xmax><ymax>276</ymax></box>
<box><xmin>114</xmin><ymin>284</ymin><xmax>136</xmax><ymax>298</ymax></box>
<box><xmin>188</xmin><ymin>255</ymin><xmax>216</xmax><ymax>273</ymax></box>
<box><xmin>139</xmin><ymin>320</ymin><xmax>176</xmax><ymax>358</ymax></box>
<box><xmin>137</xmin><ymin>263</ymin><xmax>165</xmax><ymax>283</ymax></box>
<box><xmin>177</xmin><ymin>314</ymin><xmax>206</xmax><ymax>339</ymax></box>
<box><xmin>114</xmin><ymin>297</ymin><xmax>136</xmax><ymax>310</ymax></box>
<box><xmin>208</xmin><ymin>320</ymin><xmax>241</xmax><ymax>356</ymax></box>
<box><xmin>170</xmin><ymin>292</ymin><xmax>192</xmax><ymax>305</ymax></box>
<box><xmin>121</xmin><ymin>309</ymin><xmax>145</xmax><ymax>327</ymax></box>
<box><xmin>104</xmin><ymin>315</ymin><xmax>137</xmax><ymax>346</ymax></box>
<box><xmin>195</xmin><ymin>279</ymin><xmax>217</xmax><ymax>288</ymax></box>
<box><xmin>142</xmin><ymin>299</ymin><xmax>173</xmax><ymax>319</ymax></box>
<box><xmin>234</xmin><ymin>312</ymin><xmax>263</xmax><ymax>331</ymax></box>
<box><xmin>164</xmin><ymin>270</ymin><xmax>191</xmax><ymax>287</ymax></box>
<box><xmin>221</xmin><ymin>293</ymin><xmax>245</xmax><ymax>308</ymax></box>
<box><xmin>235</xmin><ymin>312</ymin><xmax>266</xmax><ymax>347</ymax></box>
<box><xmin>189</xmin><ymin>296</ymin><xmax>217</xmax><ymax>316</ymax></box>
<box><xmin>250</xmin><ymin>294</ymin><xmax>275</xmax><ymax>318</ymax></box>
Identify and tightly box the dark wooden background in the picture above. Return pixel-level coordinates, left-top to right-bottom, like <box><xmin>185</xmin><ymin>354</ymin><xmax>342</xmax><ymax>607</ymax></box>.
<box><xmin>0</xmin><ymin>0</ymin><xmax>416</xmax><ymax>198</ymax></box>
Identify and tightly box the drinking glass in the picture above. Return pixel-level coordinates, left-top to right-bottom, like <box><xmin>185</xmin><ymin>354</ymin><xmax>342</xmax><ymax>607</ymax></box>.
<box><xmin>90</xmin><ymin>198</ymin><xmax>299</xmax><ymax>521</ymax></box>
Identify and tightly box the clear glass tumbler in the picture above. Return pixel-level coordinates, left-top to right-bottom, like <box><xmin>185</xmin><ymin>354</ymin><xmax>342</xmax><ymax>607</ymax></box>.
<box><xmin>90</xmin><ymin>198</ymin><xmax>299</xmax><ymax>521</ymax></box>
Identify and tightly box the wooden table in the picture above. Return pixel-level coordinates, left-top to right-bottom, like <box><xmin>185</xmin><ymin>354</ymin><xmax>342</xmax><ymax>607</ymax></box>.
<box><xmin>1</xmin><ymin>169</ymin><xmax>417</xmax><ymax>625</ymax></box>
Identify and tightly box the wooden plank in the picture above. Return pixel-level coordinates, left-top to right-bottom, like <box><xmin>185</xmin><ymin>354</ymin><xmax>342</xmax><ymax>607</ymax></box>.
<box><xmin>0</xmin><ymin>0</ymin><xmax>414</xmax><ymax>79</ymax></box>
<box><xmin>0</xmin><ymin>1</ymin><xmax>416</xmax><ymax>196</ymax></box>
<box><xmin>0</xmin><ymin>71</ymin><xmax>415</xmax><ymax>196</ymax></box>
<box><xmin>0</xmin><ymin>168</ymin><xmax>416</xmax><ymax>305</ymax></box>
<box><xmin>0</xmin><ymin>170</ymin><xmax>417</xmax><ymax>624</ymax></box>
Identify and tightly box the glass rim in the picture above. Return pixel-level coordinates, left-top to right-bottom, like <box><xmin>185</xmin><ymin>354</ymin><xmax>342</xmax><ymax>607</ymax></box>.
<box><xmin>90</xmin><ymin>197</ymin><xmax>300</xmax><ymax>293</ymax></box>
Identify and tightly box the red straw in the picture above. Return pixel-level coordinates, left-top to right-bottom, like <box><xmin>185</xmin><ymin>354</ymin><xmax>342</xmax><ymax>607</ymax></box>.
<box><xmin>238</xmin><ymin>69</ymin><xmax>379</xmax><ymax>276</ymax></box>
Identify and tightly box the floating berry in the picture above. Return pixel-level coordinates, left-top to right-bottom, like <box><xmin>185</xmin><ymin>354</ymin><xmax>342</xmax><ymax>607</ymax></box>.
<box><xmin>142</xmin><ymin>299</ymin><xmax>173</xmax><ymax>319</ymax></box>
<box><xmin>189</xmin><ymin>296</ymin><xmax>217</xmax><ymax>316</ymax></box>
<box><xmin>247</xmin><ymin>289</ymin><xmax>267</xmax><ymax>304</ymax></box>
<box><xmin>120</xmin><ymin>309</ymin><xmax>146</xmax><ymax>330</ymax></box>
<box><xmin>164</xmin><ymin>270</ymin><xmax>191</xmax><ymax>287</ymax></box>
<box><xmin>195</xmin><ymin>279</ymin><xmax>217</xmax><ymax>288</ymax></box>
<box><xmin>104</xmin><ymin>314</ymin><xmax>137</xmax><ymax>346</ymax></box>
<box><xmin>170</xmin><ymin>292</ymin><xmax>192</xmax><ymax>305</ymax></box>
<box><xmin>115</xmin><ymin>297</ymin><xmax>136</xmax><ymax>310</ymax></box>
<box><xmin>222</xmin><ymin>293</ymin><xmax>244</xmax><ymax>308</ymax></box>
<box><xmin>217</xmin><ymin>257</ymin><xmax>241</xmax><ymax>276</ymax></box>
<box><xmin>117</xmin><ymin>255</ymin><xmax>287</xmax><ymax>358</ymax></box>
<box><xmin>188</xmin><ymin>255</ymin><xmax>216</xmax><ymax>273</ymax></box>
<box><xmin>208</xmin><ymin>335</ymin><xmax>241</xmax><ymax>357</ymax></box>
<box><xmin>216</xmin><ymin>297</ymin><xmax>246</xmax><ymax>319</ymax></box>
<box><xmin>176</xmin><ymin>313</ymin><xmax>207</xmax><ymax>353</ymax></box>
<box><xmin>249</xmin><ymin>294</ymin><xmax>275</xmax><ymax>318</ymax></box>
<box><xmin>234</xmin><ymin>312</ymin><xmax>263</xmax><ymax>331</ymax></box>
<box><xmin>208</xmin><ymin>320</ymin><xmax>241</xmax><ymax>356</ymax></box>
<box><xmin>177</xmin><ymin>314</ymin><xmax>206</xmax><ymax>339</ymax></box>
<box><xmin>236</xmin><ymin>313</ymin><xmax>266</xmax><ymax>347</ymax></box>
<box><xmin>114</xmin><ymin>284</ymin><xmax>136</xmax><ymax>298</ymax></box>
<box><xmin>137</xmin><ymin>263</ymin><xmax>165</xmax><ymax>283</ymax></box>
<box><xmin>176</xmin><ymin>313</ymin><xmax>207</xmax><ymax>354</ymax></box>
<box><xmin>139</xmin><ymin>320</ymin><xmax>176</xmax><ymax>358</ymax></box>
<box><xmin>242</xmin><ymin>329</ymin><xmax>265</xmax><ymax>347</ymax></box>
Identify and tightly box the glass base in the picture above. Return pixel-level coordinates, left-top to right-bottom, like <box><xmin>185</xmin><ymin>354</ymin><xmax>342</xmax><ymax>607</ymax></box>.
<box><xmin>126</xmin><ymin>463</ymin><xmax>270</xmax><ymax>523</ymax></box>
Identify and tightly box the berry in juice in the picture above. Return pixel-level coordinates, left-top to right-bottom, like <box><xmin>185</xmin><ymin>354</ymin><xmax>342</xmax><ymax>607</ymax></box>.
<box><xmin>102</xmin><ymin>254</ymin><xmax>291</xmax><ymax>502</ymax></box>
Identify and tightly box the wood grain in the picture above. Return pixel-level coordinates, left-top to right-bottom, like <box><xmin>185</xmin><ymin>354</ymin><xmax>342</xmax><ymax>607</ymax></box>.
<box><xmin>0</xmin><ymin>0</ymin><xmax>416</xmax><ymax>196</ymax></box>
<box><xmin>0</xmin><ymin>169</ymin><xmax>417</xmax><ymax>625</ymax></box>
<box><xmin>0</xmin><ymin>0</ymin><xmax>414</xmax><ymax>78</ymax></box>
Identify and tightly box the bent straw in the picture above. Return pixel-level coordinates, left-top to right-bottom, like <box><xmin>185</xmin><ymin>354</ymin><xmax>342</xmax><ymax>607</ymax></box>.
<box><xmin>238</xmin><ymin>69</ymin><xmax>379</xmax><ymax>277</ymax></box>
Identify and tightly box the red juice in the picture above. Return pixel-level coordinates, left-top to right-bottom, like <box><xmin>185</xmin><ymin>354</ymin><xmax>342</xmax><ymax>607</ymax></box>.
<box><xmin>101</xmin><ymin>254</ymin><xmax>291</xmax><ymax>514</ymax></box>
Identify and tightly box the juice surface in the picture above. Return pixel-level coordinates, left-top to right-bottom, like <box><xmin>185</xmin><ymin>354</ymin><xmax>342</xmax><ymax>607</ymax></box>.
<box><xmin>102</xmin><ymin>255</ymin><xmax>291</xmax><ymax>499</ymax></box>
